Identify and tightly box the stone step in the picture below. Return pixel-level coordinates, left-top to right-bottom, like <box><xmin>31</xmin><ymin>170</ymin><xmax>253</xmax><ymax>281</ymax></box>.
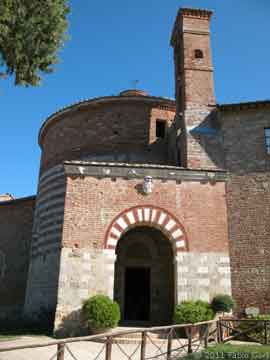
<box><xmin>92</xmin><ymin>327</ymin><xmax>185</xmax><ymax>344</ymax></box>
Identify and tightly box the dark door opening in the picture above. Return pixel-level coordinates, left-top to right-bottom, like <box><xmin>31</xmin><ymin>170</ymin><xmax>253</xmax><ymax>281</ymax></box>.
<box><xmin>124</xmin><ymin>267</ymin><xmax>150</xmax><ymax>322</ymax></box>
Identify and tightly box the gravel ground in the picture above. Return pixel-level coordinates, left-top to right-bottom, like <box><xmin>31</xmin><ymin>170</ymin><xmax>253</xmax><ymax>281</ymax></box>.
<box><xmin>0</xmin><ymin>335</ymin><xmax>192</xmax><ymax>360</ymax></box>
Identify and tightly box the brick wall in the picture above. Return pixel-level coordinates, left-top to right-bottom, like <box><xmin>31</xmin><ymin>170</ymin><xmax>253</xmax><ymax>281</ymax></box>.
<box><xmin>62</xmin><ymin>168</ymin><xmax>228</xmax><ymax>253</ymax></box>
<box><xmin>39</xmin><ymin>98</ymin><xmax>175</xmax><ymax>173</ymax></box>
<box><xmin>221</xmin><ymin>107</ymin><xmax>270</xmax><ymax>313</ymax></box>
<box><xmin>226</xmin><ymin>173</ymin><xmax>270</xmax><ymax>314</ymax></box>
<box><xmin>222</xmin><ymin>108</ymin><xmax>270</xmax><ymax>173</ymax></box>
<box><xmin>0</xmin><ymin>196</ymin><xmax>35</xmax><ymax>321</ymax></box>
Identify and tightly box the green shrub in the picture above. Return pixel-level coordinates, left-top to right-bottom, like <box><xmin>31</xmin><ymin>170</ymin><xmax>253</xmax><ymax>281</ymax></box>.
<box><xmin>211</xmin><ymin>294</ymin><xmax>235</xmax><ymax>313</ymax></box>
<box><xmin>82</xmin><ymin>295</ymin><xmax>120</xmax><ymax>330</ymax></box>
<box><xmin>174</xmin><ymin>300</ymin><xmax>214</xmax><ymax>324</ymax></box>
<box><xmin>237</xmin><ymin>314</ymin><xmax>270</xmax><ymax>343</ymax></box>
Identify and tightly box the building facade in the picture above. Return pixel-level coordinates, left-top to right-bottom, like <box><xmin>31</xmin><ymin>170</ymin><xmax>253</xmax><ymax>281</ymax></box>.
<box><xmin>0</xmin><ymin>8</ymin><xmax>269</xmax><ymax>334</ymax></box>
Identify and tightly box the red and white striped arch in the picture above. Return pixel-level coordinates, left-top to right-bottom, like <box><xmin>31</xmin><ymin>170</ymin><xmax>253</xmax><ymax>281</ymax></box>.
<box><xmin>104</xmin><ymin>205</ymin><xmax>188</xmax><ymax>253</ymax></box>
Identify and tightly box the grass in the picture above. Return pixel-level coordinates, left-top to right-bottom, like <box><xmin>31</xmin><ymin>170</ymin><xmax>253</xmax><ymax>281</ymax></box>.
<box><xmin>0</xmin><ymin>325</ymin><xmax>52</xmax><ymax>342</ymax></box>
<box><xmin>0</xmin><ymin>335</ymin><xmax>18</xmax><ymax>341</ymax></box>
<box><xmin>182</xmin><ymin>344</ymin><xmax>270</xmax><ymax>359</ymax></box>
<box><xmin>206</xmin><ymin>343</ymin><xmax>270</xmax><ymax>353</ymax></box>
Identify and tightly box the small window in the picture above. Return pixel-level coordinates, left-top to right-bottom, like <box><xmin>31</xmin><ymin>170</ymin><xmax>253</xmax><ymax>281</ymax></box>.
<box><xmin>264</xmin><ymin>128</ymin><xmax>270</xmax><ymax>154</ymax></box>
<box><xmin>194</xmin><ymin>49</ymin><xmax>204</xmax><ymax>59</ymax></box>
<box><xmin>156</xmin><ymin>120</ymin><xmax>166</xmax><ymax>139</ymax></box>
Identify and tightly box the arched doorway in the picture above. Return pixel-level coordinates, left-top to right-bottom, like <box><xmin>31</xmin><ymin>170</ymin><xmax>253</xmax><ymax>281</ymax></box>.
<box><xmin>114</xmin><ymin>226</ymin><xmax>174</xmax><ymax>326</ymax></box>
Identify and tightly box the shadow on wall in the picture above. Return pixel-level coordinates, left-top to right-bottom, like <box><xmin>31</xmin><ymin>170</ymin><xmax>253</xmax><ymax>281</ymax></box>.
<box><xmin>190</xmin><ymin>111</ymin><xmax>225</xmax><ymax>169</ymax></box>
<box><xmin>54</xmin><ymin>309</ymin><xmax>88</xmax><ymax>338</ymax></box>
<box><xmin>172</xmin><ymin>110</ymin><xmax>225</xmax><ymax>169</ymax></box>
<box><xmin>0</xmin><ymin>307</ymin><xmax>54</xmax><ymax>336</ymax></box>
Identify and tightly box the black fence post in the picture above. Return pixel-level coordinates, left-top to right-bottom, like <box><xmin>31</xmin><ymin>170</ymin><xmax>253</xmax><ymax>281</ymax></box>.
<box><xmin>187</xmin><ymin>326</ymin><xmax>193</xmax><ymax>354</ymax></box>
<box><xmin>105</xmin><ymin>336</ymin><xmax>112</xmax><ymax>360</ymax></box>
<box><xmin>57</xmin><ymin>343</ymin><xmax>65</xmax><ymax>360</ymax></box>
<box><xmin>140</xmin><ymin>331</ymin><xmax>147</xmax><ymax>360</ymax></box>
<box><xmin>218</xmin><ymin>320</ymin><xmax>224</xmax><ymax>343</ymax></box>
<box><xmin>204</xmin><ymin>324</ymin><xmax>209</xmax><ymax>348</ymax></box>
<box><xmin>167</xmin><ymin>329</ymin><xmax>172</xmax><ymax>360</ymax></box>
<box><xmin>264</xmin><ymin>321</ymin><xmax>268</xmax><ymax>345</ymax></box>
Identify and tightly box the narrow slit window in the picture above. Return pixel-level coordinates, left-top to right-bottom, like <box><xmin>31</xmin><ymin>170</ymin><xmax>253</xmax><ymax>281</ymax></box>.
<box><xmin>265</xmin><ymin>128</ymin><xmax>270</xmax><ymax>154</ymax></box>
<box><xmin>194</xmin><ymin>49</ymin><xmax>204</xmax><ymax>59</ymax></box>
<box><xmin>156</xmin><ymin>120</ymin><xmax>166</xmax><ymax>139</ymax></box>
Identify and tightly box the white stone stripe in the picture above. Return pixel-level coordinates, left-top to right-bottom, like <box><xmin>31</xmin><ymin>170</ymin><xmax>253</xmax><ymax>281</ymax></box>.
<box><xmin>39</xmin><ymin>170</ymin><xmax>64</xmax><ymax>187</ymax></box>
<box><xmin>107</xmin><ymin>237</ymin><xmax>118</xmax><ymax>247</ymax></box>
<box><xmin>158</xmin><ymin>212</ymin><xmax>166</xmax><ymax>225</ymax></box>
<box><xmin>38</xmin><ymin>183</ymin><xmax>65</xmax><ymax>197</ymax></box>
<box><xmin>39</xmin><ymin>214</ymin><xmax>63</xmax><ymax>226</ymax></box>
<box><xmin>176</xmin><ymin>240</ymin><xmax>185</xmax><ymax>248</ymax></box>
<box><xmin>172</xmin><ymin>228</ymin><xmax>183</xmax><ymax>239</ymax></box>
<box><xmin>126</xmin><ymin>211</ymin><xmax>136</xmax><ymax>224</ymax></box>
<box><xmin>38</xmin><ymin>184</ymin><xmax>65</xmax><ymax>196</ymax></box>
<box><xmin>151</xmin><ymin>209</ymin><xmax>157</xmax><ymax>222</ymax></box>
<box><xmin>116</xmin><ymin>217</ymin><xmax>128</xmax><ymax>230</ymax></box>
<box><xmin>39</xmin><ymin>223</ymin><xmax>62</xmax><ymax>235</ymax></box>
<box><xmin>39</xmin><ymin>164</ymin><xmax>64</xmax><ymax>182</ymax></box>
<box><xmin>111</xmin><ymin>227</ymin><xmax>122</xmax><ymax>238</ymax></box>
<box><xmin>38</xmin><ymin>207</ymin><xmax>64</xmax><ymax>220</ymax></box>
<box><xmin>36</xmin><ymin>189</ymin><xmax>66</xmax><ymax>206</ymax></box>
<box><xmin>165</xmin><ymin>219</ymin><xmax>176</xmax><ymax>231</ymax></box>
<box><xmin>144</xmin><ymin>208</ymin><xmax>150</xmax><ymax>222</ymax></box>
<box><xmin>137</xmin><ymin>209</ymin><xmax>143</xmax><ymax>222</ymax></box>
<box><xmin>37</xmin><ymin>199</ymin><xmax>65</xmax><ymax>212</ymax></box>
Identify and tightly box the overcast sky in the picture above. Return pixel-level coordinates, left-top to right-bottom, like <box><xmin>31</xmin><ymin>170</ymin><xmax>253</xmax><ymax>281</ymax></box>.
<box><xmin>1</xmin><ymin>0</ymin><xmax>269</xmax><ymax>197</ymax></box>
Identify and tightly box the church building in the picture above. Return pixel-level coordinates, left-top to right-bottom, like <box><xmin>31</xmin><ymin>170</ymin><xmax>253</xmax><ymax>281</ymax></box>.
<box><xmin>0</xmin><ymin>8</ymin><xmax>270</xmax><ymax>333</ymax></box>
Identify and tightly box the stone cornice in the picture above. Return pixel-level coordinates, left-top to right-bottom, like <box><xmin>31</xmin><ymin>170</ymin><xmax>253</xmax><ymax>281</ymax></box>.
<box><xmin>184</xmin><ymin>66</ymin><xmax>214</xmax><ymax>72</ymax></box>
<box><xmin>180</xmin><ymin>8</ymin><xmax>213</xmax><ymax>19</ymax></box>
<box><xmin>63</xmin><ymin>161</ymin><xmax>227</xmax><ymax>182</ymax></box>
<box><xmin>170</xmin><ymin>7</ymin><xmax>213</xmax><ymax>46</ymax></box>
<box><xmin>218</xmin><ymin>100</ymin><xmax>270</xmax><ymax>112</ymax></box>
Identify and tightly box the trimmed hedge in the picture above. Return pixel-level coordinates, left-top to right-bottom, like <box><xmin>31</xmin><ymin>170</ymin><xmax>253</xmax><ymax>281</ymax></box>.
<box><xmin>174</xmin><ymin>300</ymin><xmax>214</xmax><ymax>324</ymax></box>
<box><xmin>211</xmin><ymin>294</ymin><xmax>234</xmax><ymax>313</ymax></box>
<box><xmin>82</xmin><ymin>295</ymin><xmax>120</xmax><ymax>330</ymax></box>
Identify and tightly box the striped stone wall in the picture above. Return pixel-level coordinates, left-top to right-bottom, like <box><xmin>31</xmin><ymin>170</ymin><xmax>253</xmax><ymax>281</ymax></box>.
<box><xmin>24</xmin><ymin>165</ymin><xmax>67</xmax><ymax>321</ymax></box>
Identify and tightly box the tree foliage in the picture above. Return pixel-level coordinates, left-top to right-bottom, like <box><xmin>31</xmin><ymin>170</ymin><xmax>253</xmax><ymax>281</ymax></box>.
<box><xmin>0</xmin><ymin>0</ymin><xmax>69</xmax><ymax>86</ymax></box>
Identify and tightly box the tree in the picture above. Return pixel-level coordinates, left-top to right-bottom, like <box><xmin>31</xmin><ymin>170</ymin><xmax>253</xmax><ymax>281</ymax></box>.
<box><xmin>0</xmin><ymin>0</ymin><xmax>69</xmax><ymax>86</ymax></box>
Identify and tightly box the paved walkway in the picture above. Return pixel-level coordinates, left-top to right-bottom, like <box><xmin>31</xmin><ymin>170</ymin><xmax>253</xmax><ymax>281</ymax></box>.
<box><xmin>0</xmin><ymin>335</ymin><xmax>190</xmax><ymax>360</ymax></box>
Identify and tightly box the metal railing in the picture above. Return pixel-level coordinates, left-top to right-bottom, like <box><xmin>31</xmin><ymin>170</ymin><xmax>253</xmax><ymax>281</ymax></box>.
<box><xmin>220</xmin><ymin>318</ymin><xmax>270</xmax><ymax>345</ymax></box>
<box><xmin>0</xmin><ymin>320</ymin><xmax>220</xmax><ymax>360</ymax></box>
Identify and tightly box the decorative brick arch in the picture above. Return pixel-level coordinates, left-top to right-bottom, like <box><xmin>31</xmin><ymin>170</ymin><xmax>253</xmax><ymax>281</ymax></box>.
<box><xmin>104</xmin><ymin>205</ymin><xmax>188</xmax><ymax>253</ymax></box>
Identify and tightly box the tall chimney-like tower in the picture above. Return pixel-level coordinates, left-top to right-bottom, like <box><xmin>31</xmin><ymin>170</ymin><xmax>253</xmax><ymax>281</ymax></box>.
<box><xmin>171</xmin><ymin>8</ymin><xmax>219</xmax><ymax>169</ymax></box>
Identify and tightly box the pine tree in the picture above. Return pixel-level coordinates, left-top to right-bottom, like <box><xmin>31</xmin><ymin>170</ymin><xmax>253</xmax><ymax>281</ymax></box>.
<box><xmin>0</xmin><ymin>0</ymin><xmax>69</xmax><ymax>86</ymax></box>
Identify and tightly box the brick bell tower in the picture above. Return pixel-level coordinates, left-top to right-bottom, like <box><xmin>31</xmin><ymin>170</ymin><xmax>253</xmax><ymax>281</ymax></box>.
<box><xmin>171</xmin><ymin>8</ymin><xmax>219</xmax><ymax>169</ymax></box>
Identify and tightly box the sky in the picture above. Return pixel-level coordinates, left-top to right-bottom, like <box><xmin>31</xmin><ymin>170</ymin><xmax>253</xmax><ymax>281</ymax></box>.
<box><xmin>0</xmin><ymin>0</ymin><xmax>269</xmax><ymax>198</ymax></box>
